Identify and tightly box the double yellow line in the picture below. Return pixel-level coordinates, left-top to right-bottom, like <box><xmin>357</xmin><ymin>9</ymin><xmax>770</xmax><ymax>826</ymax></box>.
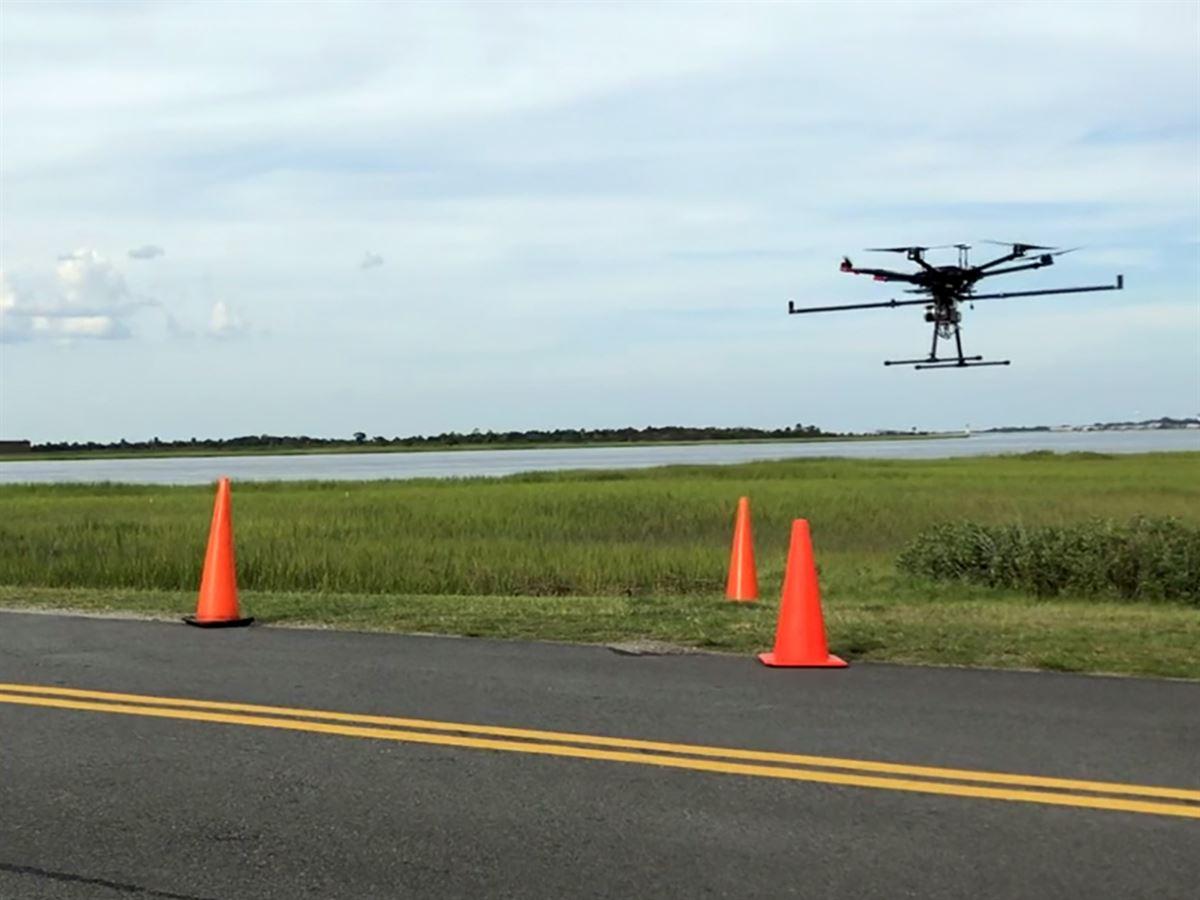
<box><xmin>2</xmin><ymin>682</ymin><xmax>1197</xmax><ymax>819</ymax></box>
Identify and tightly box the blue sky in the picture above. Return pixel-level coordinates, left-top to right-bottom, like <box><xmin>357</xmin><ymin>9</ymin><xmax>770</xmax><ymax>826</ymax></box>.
<box><xmin>2</xmin><ymin>0</ymin><xmax>1197</xmax><ymax>442</ymax></box>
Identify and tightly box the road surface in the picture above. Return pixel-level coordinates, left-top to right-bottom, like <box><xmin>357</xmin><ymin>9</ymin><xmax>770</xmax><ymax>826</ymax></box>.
<box><xmin>1</xmin><ymin>610</ymin><xmax>1197</xmax><ymax>898</ymax></box>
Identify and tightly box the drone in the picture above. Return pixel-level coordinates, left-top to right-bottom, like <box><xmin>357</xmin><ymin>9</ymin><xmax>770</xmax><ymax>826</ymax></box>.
<box><xmin>787</xmin><ymin>242</ymin><xmax>1124</xmax><ymax>369</ymax></box>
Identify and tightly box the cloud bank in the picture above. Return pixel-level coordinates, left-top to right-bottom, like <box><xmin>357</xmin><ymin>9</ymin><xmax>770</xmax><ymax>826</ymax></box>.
<box><xmin>1</xmin><ymin>250</ymin><xmax>146</xmax><ymax>342</ymax></box>
<box><xmin>0</xmin><ymin>249</ymin><xmax>237</xmax><ymax>344</ymax></box>
<box><xmin>1</xmin><ymin>1</ymin><xmax>1196</xmax><ymax>440</ymax></box>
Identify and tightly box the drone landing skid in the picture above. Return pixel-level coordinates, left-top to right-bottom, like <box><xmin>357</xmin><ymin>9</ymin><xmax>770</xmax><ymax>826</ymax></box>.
<box><xmin>914</xmin><ymin>359</ymin><xmax>1010</xmax><ymax>370</ymax></box>
<box><xmin>884</xmin><ymin>355</ymin><xmax>1011</xmax><ymax>370</ymax></box>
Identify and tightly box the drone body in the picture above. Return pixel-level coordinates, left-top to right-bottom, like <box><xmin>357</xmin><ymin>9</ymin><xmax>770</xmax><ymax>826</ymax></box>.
<box><xmin>788</xmin><ymin>242</ymin><xmax>1124</xmax><ymax>369</ymax></box>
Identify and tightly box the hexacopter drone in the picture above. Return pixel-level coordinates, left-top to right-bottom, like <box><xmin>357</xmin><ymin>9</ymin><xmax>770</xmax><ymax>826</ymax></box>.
<box><xmin>787</xmin><ymin>242</ymin><xmax>1124</xmax><ymax>369</ymax></box>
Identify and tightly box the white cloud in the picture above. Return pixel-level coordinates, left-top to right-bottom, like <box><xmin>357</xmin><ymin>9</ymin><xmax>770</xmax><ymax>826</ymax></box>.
<box><xmin>207</xmin><ymin>300</ymin><xmax>248</xmax><ymax>338</ymax></box>
<box><xmin>2</xmin><ymin>262</ymin><xmax>129</xmax><ymax>343</ymax></box>
<box><xmin>0</xmin><ymin>249</ymin><xmax>183</xmax><ymax>342</ymax></box>
<box><xmin>359</xmin><ymin>251</ymin><xmax>383</xmax><ymax>270</ymax></box>
<box><xmin>32</xmin><ymin>313</ymin><xmax>129</xmax><ymax>340</ymax></box>
<box><xmin>56</xmin><ymin>248</ymin><xmax>132</xmax><ymax>308</ymax></box>
<box><xmin>128</xmin><ymin>244</ymin><xmax>165</xmax><ymax>259</ymax></box>
<box><xmin>0</xmin><ymin>270</ymin><xmax>30</xmax><ymax>342</ymax></box>
<box><xmin>1</xmin><ymin>272</ymin><xmax>14</xmax><ymax>311</ymax></box>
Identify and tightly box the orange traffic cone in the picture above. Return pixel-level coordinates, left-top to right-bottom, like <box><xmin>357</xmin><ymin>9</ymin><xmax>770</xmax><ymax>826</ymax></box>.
<box><xmin>759</xmin><ymin>519</ymin><xmax>845</xmax><ymax>667</ymax></box>
<box><xmin>725</xmin><ymin>496</ymin><xmax>758</xmax><ymax>602</ymax></box>
<box><xmin>184</xmin><ymin>477</ymin><xmax>253</xmax><ymax>628</ymax></box>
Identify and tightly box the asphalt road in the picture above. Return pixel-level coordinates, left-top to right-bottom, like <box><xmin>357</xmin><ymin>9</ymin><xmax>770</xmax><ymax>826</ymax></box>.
<box><xmin>1</xmin><ymin>610</ymin><xmax>1197</xmax><ymax>899</ymax></box>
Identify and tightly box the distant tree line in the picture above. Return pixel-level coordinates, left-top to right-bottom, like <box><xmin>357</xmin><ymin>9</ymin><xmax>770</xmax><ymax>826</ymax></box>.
<box><xmin>32</xmin><ymin>423</ymin><xmax>846</xmax><ymax>453</ymax></box>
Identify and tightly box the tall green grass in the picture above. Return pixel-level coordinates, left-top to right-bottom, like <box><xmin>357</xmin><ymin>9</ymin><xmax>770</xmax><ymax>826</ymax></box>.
<box><xmin>898</xmin><ymin>517</ymin><xmax>1200</xmax><ymax>604</ymax></box>
<box><xmin>2</xmin><ymin>453</ymin><xmax>1198</xmax><ymax>599</ymax></box>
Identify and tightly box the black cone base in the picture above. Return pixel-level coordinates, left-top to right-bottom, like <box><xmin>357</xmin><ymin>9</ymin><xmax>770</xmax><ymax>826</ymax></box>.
<box><xmin>183</xmin><ymin>616</ymin><xmax>254</xmax><ymax>628</ymax></box>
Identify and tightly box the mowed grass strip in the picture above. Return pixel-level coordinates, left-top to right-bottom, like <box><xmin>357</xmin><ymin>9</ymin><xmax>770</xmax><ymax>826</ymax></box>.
<box><xmin>3</xmin><ymin>585</ymin><xmax>1198</xmax><ymax>680</ymax></box>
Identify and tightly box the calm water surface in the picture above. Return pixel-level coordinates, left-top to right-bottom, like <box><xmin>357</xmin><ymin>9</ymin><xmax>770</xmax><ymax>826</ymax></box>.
<box><xmin>1</xmin><ymin>430</ymin><xmax>1196</xmax><ymax>486</ymax></box>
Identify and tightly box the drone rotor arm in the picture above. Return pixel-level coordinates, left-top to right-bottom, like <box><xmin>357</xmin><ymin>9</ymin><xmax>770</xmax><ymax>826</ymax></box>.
<box><xmin>788</xmin><ymin>297</ymin><xmax>931</xmax><ymax>315</ymax></box>
<box><xmin>972</xmin><ymin>258</ymin><xmax>1055</xmax><ymax>280</ymax></box>
<box><xmin>967</xmin><ymin>276</ymin><xmax>1124</xmax><ymax>302</ymax></box>
<box><xmin>973</xmin><ymin>251</ymin><xmax>1023</xmax><ymax>271</ymax></box>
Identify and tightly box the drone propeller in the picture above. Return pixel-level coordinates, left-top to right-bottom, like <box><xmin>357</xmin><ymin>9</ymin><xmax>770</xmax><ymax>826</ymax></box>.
<box><xmin>981</xmin><ymin>240</ymin><xmax>1057</xmax><ymax>252</ymax></box>
<box><xmin>865</xmin><ymin>244</ymin><xmax>967</xmax><ymax>253</ymax></box>
<box><xmin>1043</xmin><ymin>246</ymin><xmax>1082</xmax><ymax>257</ymax></box>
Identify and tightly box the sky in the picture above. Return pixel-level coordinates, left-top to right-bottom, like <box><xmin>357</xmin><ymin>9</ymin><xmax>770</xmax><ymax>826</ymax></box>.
<box><xmin>1</xmin><ymin>0</ymin><xmax>1198</xmax><ymax>443</ymax></box>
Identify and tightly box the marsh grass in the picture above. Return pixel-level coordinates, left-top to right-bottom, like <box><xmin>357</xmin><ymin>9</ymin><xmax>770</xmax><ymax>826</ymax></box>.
<box><xmin>899</xmin><ymin>517</ymin><xmax>1200</xmax><ymax>604</ymax></box>
<box><xmin>2</xmin><ymin>453</ymin><xmax>1198</xmax><ymax>599</ymax></box>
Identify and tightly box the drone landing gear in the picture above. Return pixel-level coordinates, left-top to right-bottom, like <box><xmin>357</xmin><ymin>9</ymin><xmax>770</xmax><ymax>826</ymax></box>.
<box><xmin>885</xmin><ymin>354</ymin><xmax>980</xmax><ymax>366</ymax></box>
<box><xmin>882</xmin><ymin>320</ymin><xmax>1010</xmax><ymax>370</ymax></box>
<box><xmin>915</xmin><ymin>359</ymin><xmax>1010</xmax><ymax>370</ymax></box>
<box><xmin>884</xmin><ymin>355</ymin><xmax>1010</xmax><ymax>368</ymax></box>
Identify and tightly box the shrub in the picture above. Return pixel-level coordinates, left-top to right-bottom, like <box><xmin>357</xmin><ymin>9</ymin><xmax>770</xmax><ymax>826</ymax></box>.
<box><xmin>897</xmin><ymin>517</ymin><xmax>1200</xmax><ymax>605</ymax></box>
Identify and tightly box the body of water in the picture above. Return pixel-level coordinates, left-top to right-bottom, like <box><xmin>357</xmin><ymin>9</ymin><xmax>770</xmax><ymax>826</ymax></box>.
<box><xmin>1</xmin><ymin>430</ymin><xmax>1196</xmax><ymax>485</ymax></box>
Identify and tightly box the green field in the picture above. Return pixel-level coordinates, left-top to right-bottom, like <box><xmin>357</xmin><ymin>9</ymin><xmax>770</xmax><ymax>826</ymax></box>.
<box><xmin>2</xmin><ymin>452</ymin><xmax>1198</xmax><ymax>678</ymax></box>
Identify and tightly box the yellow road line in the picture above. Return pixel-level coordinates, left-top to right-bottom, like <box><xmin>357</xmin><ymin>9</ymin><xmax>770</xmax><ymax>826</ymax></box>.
<box><xmin>2</xmin><ymin>681</ymin><xmax>1198</xmax><ymax>803</ymax></box>
<box><xmin>1</xmin><ymin>692</ymin><xmax>1197</xmax><ymax>819</ymax></box>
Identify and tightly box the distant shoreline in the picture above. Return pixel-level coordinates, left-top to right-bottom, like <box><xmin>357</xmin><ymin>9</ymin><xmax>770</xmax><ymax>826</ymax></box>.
<box><xmin>0</xmin><ymin>432</ymin><xmax>963</xmax><ymax>463</ymax></box>
<box><xmin>4</xmin><ymin>417</ymin><xmax>1195</xmax><ymax>463</ymax></box>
